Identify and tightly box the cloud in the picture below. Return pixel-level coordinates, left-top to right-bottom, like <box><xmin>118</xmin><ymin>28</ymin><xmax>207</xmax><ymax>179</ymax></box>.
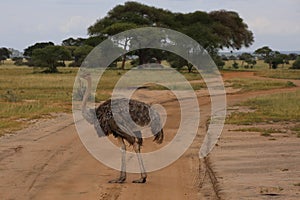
<box><xmin>248</xmin><ymin>16</ymin><xmax>300</xmax><ymax>36</ymax></box>
<box><xmin>55</xmin><ymin>0</ymin><xmax>102</xmax><ymax>6</ymax></box>
<box><xmin>60</xmin><ymin>16</ymin><xmax>92</xmax><ymax>34</ymax></box>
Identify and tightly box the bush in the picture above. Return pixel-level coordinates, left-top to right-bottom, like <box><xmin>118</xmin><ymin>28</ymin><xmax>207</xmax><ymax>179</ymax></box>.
<box><xmin>1</xmin><ymin>90</ymin><xmax>21</xmax><ymax>102</ymax></box>
<box><xmin>210</xmin><ymin>54</ymin><xmax>225</xmax><ymax>70</ymax></box>
<box><xmin>69</xmin><ymin>61</ymin><xmax>80</xmax><ymax>67</ymax></box>
<box><xmin>291</xmin><ymin>56</ymin><xmax>300</xmax><ymax>69</ymax></box>
<box><xmin>12</xmin><ymin>57</ymin><xmax>24</xmax><ymax>66</ymax></box>
<box><xmin>55</xmin><ymin>61</ymin><xmax>66</xmax><ymax>67</ymax></box>
<box><xmin>232</xmin><ymin>62</ymin><xmax>239</xmax><ymax>69</ymax></box>
<box><xmin>23</xmin><ymin>59</ymin><xmax>35</xmax><ymax>67</ymax></box>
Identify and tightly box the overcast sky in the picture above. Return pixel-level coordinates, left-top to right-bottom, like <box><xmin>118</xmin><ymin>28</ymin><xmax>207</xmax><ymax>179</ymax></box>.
<box><xmin>1</xmin><ymin>0</ymin><xmax>300</xmax><ymax>52</ymax></box>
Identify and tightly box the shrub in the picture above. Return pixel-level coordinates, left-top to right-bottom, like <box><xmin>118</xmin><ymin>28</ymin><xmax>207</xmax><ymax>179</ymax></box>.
<box><xmin>291</xmin><ymin>56</ymin><xmax>300</xmax><ymax>69</ymax></box>
<box><xmin>12</xmin><ymin>57</ymin><xmax>24</xmax><ymax>66</ymax></box>
<box><xmin>232</xmin><ymin>62</ymin><xmax>239</xmax><ymax>69</ymax></box>
<box><xmin>69</xmin><ymin>61</ymin><xmax>80</xmax><ymax>67</ymax></box>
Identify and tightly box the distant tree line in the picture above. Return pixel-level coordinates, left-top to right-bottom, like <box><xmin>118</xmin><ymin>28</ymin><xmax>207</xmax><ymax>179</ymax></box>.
<box><xmin>220</xmin><ymin>46</ymin><xmax>299</xmax><ymax>70</ymax></box>
<box><xmin>254</xmin><ymin>46</ymin><xmax>298</xmax><ymax>69</ymax></box>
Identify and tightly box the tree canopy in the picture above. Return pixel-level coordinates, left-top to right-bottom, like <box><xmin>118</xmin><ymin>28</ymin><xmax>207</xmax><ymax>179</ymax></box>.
<box><xmin>88</xmin><ymin>2</ymin><xmax>253</xmax><ymax>51</ymax></box>
<box><xmin>62</xmin><ymin>36</ymin><xmax>106</xmax><ymax>48</ymax></box>
<box><xmin>72</xmin><ymin>45</ymin><xmax>94</xmax><ymax>67</ymax></box>
<box><xmin>239</xmin><ymin>53</ymin><xmax>256</xmax><ymax>68</ymax></box>
<box><xmin>31</xmin><ymin>46</ymin><xmax>71</xmax><ymax>73</ymax></box>
<box><xmin>0</xmin><ymin>47</ymin><xmax>11</xmax><ymax>64</ymax></box>
<box><xmin>24</xmin><ymin>42</ymin><xmax>54</xmax><ymax>57</ymax></box>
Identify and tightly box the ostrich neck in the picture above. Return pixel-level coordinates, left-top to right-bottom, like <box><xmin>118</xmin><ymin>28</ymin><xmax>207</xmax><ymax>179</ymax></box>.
<box><xmin>82</xmin><ymin>78</ymin><xmax>92</xmax><ymax>112</ymax></box>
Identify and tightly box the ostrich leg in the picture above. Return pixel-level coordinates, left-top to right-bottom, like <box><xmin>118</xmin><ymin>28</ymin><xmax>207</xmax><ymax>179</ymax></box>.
<box><xmin>132</xmin><ymin>132</ymin><xmax>147</xmax><ymax>183</ymax></box>
<box><xmin>108</xmin><ymin>137</ymin><xmax>126</xmax><ymax>183</ymax></box>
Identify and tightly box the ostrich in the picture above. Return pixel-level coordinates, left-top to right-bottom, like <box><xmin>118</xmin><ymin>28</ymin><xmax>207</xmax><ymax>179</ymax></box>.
<box><xmin>79</xmin><ymin>72</ymin><xmax>164</xmax><ymax>183</ymax></box>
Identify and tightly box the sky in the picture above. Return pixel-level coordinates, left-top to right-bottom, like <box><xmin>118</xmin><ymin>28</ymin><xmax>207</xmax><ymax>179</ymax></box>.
<box><xmin>1</xmin><ymin>0</ymin><xmax>300</xmax><ymax>52</ymax></box>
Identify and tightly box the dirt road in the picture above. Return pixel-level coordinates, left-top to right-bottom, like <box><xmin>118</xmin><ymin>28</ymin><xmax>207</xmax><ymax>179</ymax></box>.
<box><xmin>0</xmin><ymin>72</ymin><xmax>299</xmax><ymax>200</ymax></box>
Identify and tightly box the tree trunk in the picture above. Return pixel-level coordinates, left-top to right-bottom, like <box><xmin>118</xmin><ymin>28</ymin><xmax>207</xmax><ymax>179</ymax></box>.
<box><xmin>138</xmin><ymin>50</ymin><xmax>146</xmax><ymax>65</ymax></box>
<box><xmin>121</xmin><ymin>38</ymin><xmax>129</xmax><ymax>70</ymax></box>
<box><xmin>49</xmin><ymin>62</ymin><xmax>58</xmax><ymax>73</ymax></box>
<box><xmin>121</xmin><ymin>54</ymin><xmax>126</xmax><ymax>70</ymax></box>
<box><xmin>187</xmin><ymin>64</ymin><xmax>193</xmax><ymax>73</ymax></box>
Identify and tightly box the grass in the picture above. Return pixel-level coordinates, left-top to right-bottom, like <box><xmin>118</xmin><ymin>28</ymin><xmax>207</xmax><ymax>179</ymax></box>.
<box><xmin>0</xmin><ymin>63</ymin><xmax>204</xmax><ymax>135</ymax></box>
<box><xmin>291</xmin><ymin>124</ymin><xmax>300</xmax><ymax>138</ymax></box>
<box><xmin>230</xmin><ymin>127</ymin><xmax>284</xmax><ymax>134</ymax></box>
<box><xmin>255</xmin><ymin>70</ymin><xmax>300</xmax><ymax>80</ymax></box>
<box><xmin>223</xmin><ymin>60</ymin><xmax>295</xmax><ymax>71</ymax></box>
<box><xmin>226</xmin><ymin>78</ymin><xmax>296</xmax><ymax>93</ymax></box>
<box><xmin>224</xmin><ymin>60</ymin><xmax>266</xmax><ymax>70</ymax></box>
<box><xmin>291</xmin><ymin>124</ymin><xmax>300</xmax><ymax>132</ymax></box>
<box><xmin>1</xmin><ymin>60</ymin><xmax>298</xmax><ymax>136</ymax></box>
<box><xmin>260</xmin><ymin>132</ymin><xmax>272</xmax><ymax>137</ymax></box>
<box><xmin>96</xmin><ymin>69</ymin><xmax>204</xmax><ymax>91</ymax></box>
<box><xmin>227</xmin><ymin>90</ymin><xmax>300</xmax><ymax>125</ymax></box>
<box><xmin>230</xmin><ymin>127</ymin><xmax>287</xmax><ymax>137</ymax></box>
<box><xmin>0</xmin><ymin>66</ymin><xmax>78</xmax><ymax>135</ymax></box>
<box><xmin>146</xmin><ymin>81</ymin><xmax>205</xmax><ymax>90</ymax></box>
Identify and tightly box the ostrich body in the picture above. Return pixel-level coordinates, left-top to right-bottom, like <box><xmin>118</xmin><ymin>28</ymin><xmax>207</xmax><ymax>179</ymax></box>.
<box><xmin>80</xmin><ymin>73</ymin><xmax>164</xmax><ymax>183</ymax></box>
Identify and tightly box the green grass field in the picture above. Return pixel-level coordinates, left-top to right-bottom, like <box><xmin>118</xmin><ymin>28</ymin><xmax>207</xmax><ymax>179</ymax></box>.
<box><xmin>226</xmin><ymin>78</ymin><xmax>296</xmax><ymax>92</ymax></box>
<box><xmin>1</xmin><ymin>59</ymin><xmax>299</xmax><ymax>136</ymax></box>
<box><xmin>0</xmin><ymin>66</ymin><xmax>78</xmax><ymax>135</ymax></box>
<box><xmin>255</xmin><ymin>70</ymin><xmax>300</xmax><ymax>80</ymax></box>
<box><xmin>227</xmin><ymin>90</ymin><xmax>300</xmax><ymax>125</ymax></box>
<box><xmin>223</xmin><ymin>60</ymin><xmax>295</xmax><ymax>71</ymax></box>
<box><xmin>0</xmin><ymin>63</ymin><xmax>203</xmax><ymax>135</ymax></box>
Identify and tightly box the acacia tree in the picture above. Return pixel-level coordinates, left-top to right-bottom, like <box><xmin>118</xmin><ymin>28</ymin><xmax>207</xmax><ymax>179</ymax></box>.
<box><xmin>87</xmin><ymin>1</ymin><xmax>254</xmax><ymax>70</ymax></box>
<box><xmin>254</xmin><ymin>46</ymin><xmax>273</xmax><ymax>69</ymax></box>
<box><xmin>239</xmin><ymin>53</ymin><xmax>255</xmax><ymax>68</ymax></box>
<box><xmin>255</xmin><ymin>46</ymin><xmax>288</xmax><ymax>69</ymax></box>
<box><xmin>267</xmin><ymin>52</ymin><xmax>286</xmax><ymax>69</ymax></box>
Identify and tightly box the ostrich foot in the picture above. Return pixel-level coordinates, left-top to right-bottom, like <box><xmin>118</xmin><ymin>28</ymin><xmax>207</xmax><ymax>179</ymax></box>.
<box><xmin>108</xmin><ymin>176</ymin><xmax>126</xmax><ymax>184</ymax></box>
<box><xmin>132</xmin><ymin>177</ymin><xmax>146</xmax><ymax>184</ymax></box>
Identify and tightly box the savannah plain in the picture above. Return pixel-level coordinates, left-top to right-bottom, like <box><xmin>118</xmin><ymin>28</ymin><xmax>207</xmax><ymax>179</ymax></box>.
<box><xmin>0</xmin><ymin>59</ymin><xmax>299</xmax><ymax>199</ymax></box>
